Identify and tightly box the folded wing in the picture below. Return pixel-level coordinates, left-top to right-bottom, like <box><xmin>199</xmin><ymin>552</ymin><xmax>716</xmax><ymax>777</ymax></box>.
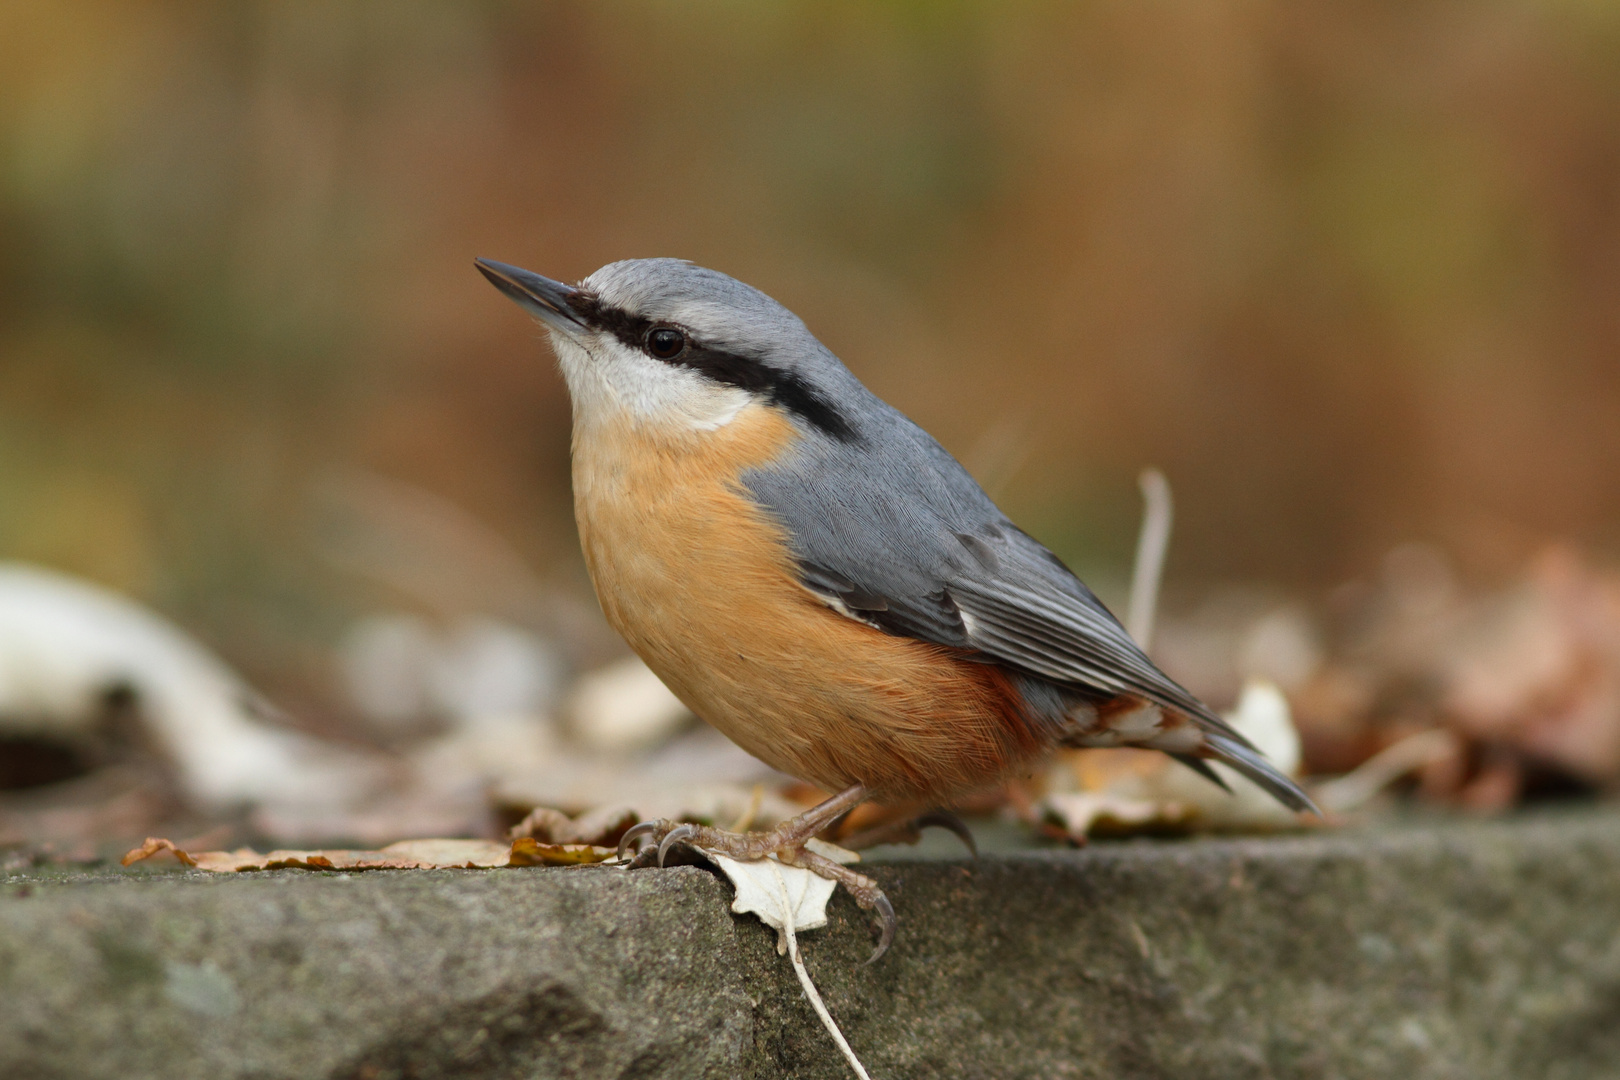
<box><xmin>744</xmin><ymin>415</ymin><xmax>1314</xmax><ymax>813</ymax></box>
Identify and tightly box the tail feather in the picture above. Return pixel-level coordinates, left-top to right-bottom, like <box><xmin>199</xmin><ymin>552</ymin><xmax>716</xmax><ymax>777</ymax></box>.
<box><xmin>1168</xmin><ymin>751</ymin><xmax>1233</xmax><ymax>795</ymax></box>
<box><xmin>1199</xmin><ymin>732</ymin><xmax>1319</xmax><ymax>815</ymax></box>
<box><xmin>1056</xmin><ymin>688</ymin><xmax>1318</xmax><ymax>815</ymax></box>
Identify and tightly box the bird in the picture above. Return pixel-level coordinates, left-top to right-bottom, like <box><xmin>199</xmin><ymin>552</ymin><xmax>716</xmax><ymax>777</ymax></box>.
<box><xmin>475</xmin><ymin>256</ymin><xmax>1316</xmax><ymax>961</ymax></box>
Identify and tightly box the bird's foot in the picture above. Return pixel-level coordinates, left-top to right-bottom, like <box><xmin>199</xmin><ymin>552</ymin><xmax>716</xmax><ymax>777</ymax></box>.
<box><xmin>617</xmin><ymin>783</ymin><xmax>898</xmax><ymax>962</ymax></box>
<box><xmin>782</xmin><ymin>844</ymin><xmax>896</xmax><ymax>964</ymax></box>
<box><xmin>618</xmin><ymin>818</ymin><xmax>786</xmax><ymax>867</ymax></box>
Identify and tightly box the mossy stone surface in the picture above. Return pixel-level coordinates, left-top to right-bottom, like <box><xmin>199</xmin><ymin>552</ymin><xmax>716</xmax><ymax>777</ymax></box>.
<box><xmin>4</xmin><ymin>810</ymin><xmax>1619</xmax><ymax>1078</ymax></box>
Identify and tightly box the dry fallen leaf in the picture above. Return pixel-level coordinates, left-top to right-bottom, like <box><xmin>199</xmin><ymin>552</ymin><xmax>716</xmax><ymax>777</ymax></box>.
<box><xmin>1041</xmin><ymin>789</ymin><xmax>1191</xmax><ymax>838</ymax></box>
<box><xmin>507</xmin><ymin>837</ymin><xmax>621</xmax><ymax>865</ymax></box>
<box><xmin>507</xmin><ymin>804</ymin><xmax>640</xmax><ymax>847</ymax></box>
<box><xmin>1440</xmin><ymin>546</ymin><xmax>1620</xmax><ymax>784</ymax></box>
<box><xmin>705</xmin><ymin>839</ymin><xmax>857</xmax><ymax>952</ymax></box>
<box><xmin>120</xmin><ymin>835</ymin><xmax>616</xmax><ymax>872</ymax></box>
<box><xmin>700</xmin><ymin>840</ymin><xmax>871</xmax><ymax>1080</ymax></box>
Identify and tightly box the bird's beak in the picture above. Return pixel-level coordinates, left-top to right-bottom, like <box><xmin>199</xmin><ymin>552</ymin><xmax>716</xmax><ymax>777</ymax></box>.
<box><xmin>474</xmin><ymin>258</ymin><xmax>585</xmax><ymax>334</ymax></box>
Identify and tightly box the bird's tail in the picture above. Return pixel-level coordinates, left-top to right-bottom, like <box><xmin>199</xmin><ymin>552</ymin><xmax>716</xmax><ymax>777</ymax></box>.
<box><xmin>1199</xmin><ymin>731</ymin><xmax>1319</xmax><ymax>815</ymax></box>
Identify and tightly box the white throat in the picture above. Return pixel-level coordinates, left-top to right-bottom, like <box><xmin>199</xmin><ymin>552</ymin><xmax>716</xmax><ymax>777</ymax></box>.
<box><xmin>550</xmin><ymin>331</ymin><xmax>751</xmax><ymax>433</ymax></box>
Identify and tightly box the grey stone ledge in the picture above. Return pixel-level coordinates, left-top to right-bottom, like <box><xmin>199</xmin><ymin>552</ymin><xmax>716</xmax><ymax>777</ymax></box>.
<box><xmin>3</xmin><ymin>809</ymin><xmax>1619</xmax><ymax>1079</ymax></box>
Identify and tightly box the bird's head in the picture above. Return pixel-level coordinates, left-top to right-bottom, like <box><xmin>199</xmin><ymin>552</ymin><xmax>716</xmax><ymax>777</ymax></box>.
<box><xmin>476</xmin><ymin>257</ymin><xmax>858</xmax><ymax>441</ymax></box>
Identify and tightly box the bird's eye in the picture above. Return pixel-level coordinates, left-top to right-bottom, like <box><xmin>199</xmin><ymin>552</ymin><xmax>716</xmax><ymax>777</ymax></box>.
<box><xmin>646</xmin><ymin>327</ymin><xmax>686</xmax><ymax>359</ymax></box>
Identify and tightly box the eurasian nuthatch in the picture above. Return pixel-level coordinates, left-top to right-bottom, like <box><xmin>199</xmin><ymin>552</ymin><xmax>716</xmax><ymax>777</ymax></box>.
<box><xmin>476</xmin><ymin>257</ymin><xmax>1314</xmax><ymax>960</ymax></box>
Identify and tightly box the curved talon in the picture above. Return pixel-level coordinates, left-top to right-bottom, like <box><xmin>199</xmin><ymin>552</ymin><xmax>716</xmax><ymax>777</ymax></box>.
<box><xmin>916</xmin><ymin>810</ymin><xmax>977</xmax><ymax>858</ymax></box>
<box><xmin>865</xmin><ymin>894</ymin><xmax>896</xmax><ymax>965</ymax></box>
<box><xmin>617</xmin><ymin>821</ymin><xmax>658</xmax><ymax>860</ymax></box>
<box><xmin>657</xmin><ymin>823</ymin><xmax>697</xmax><ymax>867</ymax></box>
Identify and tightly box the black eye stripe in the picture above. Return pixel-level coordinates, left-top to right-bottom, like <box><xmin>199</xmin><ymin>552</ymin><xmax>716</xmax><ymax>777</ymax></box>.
<box><xmin>565</xmin><ymin>290</ymin><xmax>858</xmax><ymax>443</ymax></box>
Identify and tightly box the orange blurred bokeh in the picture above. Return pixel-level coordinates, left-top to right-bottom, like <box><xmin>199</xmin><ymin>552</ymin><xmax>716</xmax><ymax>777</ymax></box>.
<box><xmin>3</xmin><ymin>1</ymin><xmax>1620</xmax><ymax>715</ymax></box>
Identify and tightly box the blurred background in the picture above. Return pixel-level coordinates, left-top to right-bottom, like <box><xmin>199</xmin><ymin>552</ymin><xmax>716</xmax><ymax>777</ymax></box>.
<box><xmin>5</xmin><ymin>1</ymin><xmax>1620</xmax><ymax>853</ymax></box>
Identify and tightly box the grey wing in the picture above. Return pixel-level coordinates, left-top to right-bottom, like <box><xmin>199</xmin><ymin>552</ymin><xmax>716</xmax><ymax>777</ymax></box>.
<box><xmin>744</xmin><ymin>410</ymin><xmax>1315</xmax><ymax>813</ymax></box>
<box><xmin>946</xmin><ymin>527</ymin><xmax>1219</xmax><ymax>723</ymax></box>
<box><xmin>806</xmin><ymin>512</ymin><xmax>1226</xmax><ymax>729</ymax></box>
<box><xmin>743</xmin><ymin>413</ymin><xmax>1211</xmax><ymax>720</ymax></box>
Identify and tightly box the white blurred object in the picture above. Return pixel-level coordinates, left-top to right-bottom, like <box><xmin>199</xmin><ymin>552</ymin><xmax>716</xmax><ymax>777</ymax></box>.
<box><xmin>413</xmin><ymin>712</ymin><xmax>559</xmax><ymax>795</ymax></box>
<box><xmin>340</xmin><ymin>615</ymin><xmax>437</xmax><ymax>728</ymax></box>
<box><xmin>432</xmin><ymin>617</ymin><xmax>562</xmax><ymax>724</ymax></box>
<box><xmin>566</xmin><ymin>655</ymin><xmax>691</xmax><ymax>752</ymax></box>
<box><xmin>339</xmin><ymin>613</ymin><xmax>563</xmax><ymax>732</ymax></box>
<box><xmin>1224</xmin><ymin>678</ymin><xmax>1301</xmax><ymax>777</ymax></box>
<box><xmin>0</xmin><ymin>563</ymin><xmax>381</xmax><ymax>813</ymax></box>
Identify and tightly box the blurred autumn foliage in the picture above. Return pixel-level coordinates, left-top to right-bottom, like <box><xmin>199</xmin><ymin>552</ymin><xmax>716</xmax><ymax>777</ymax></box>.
<box><xmin>4</xmin><ymin>0</ymin><xmax>1620</xmax><ymax>725</ymax></box>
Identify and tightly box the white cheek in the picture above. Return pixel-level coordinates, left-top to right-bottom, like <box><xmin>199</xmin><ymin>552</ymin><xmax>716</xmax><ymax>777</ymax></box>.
<box><xmin>549</xmin><ymin>332</ymin><xmax>750</xmax><ymax>432</ymax></box>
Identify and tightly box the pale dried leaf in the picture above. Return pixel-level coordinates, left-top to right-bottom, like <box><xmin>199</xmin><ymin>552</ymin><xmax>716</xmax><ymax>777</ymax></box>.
<box><xmin>708</xmin><ymin>852</ymin><xmax>839</xmax><ymax>953</ymax></box>
<box><xmin>1044</xmin><ymin>791</ymin><xmax>1190</xmax><ymax>837</ymax></box>
<box><xmin>121</xmin><ymin>835</ymin><xmax>616</xmax><ymax>872</ymax></box>
<box><xmin>372</xmin><ymin>839</ymin><xmax>516</xmax><ymax>867</ymax></box>
<box><xmin>696</xmin><ymin>839</ymin><xmax>858</xmax><ymax>954</ymax></box>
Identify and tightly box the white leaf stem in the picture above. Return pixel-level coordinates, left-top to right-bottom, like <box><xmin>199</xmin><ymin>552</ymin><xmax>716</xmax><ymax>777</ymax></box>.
<box><xmin>768</xmin><ymin>859</ymin><xmax>874</xmax><ymax>1080</ymax></box>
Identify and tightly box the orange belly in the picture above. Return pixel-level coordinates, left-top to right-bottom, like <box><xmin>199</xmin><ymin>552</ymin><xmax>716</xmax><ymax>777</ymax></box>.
<box><xmin>571</xmin><ymin>403</ymin><xmax>1048</xmax><ymax>803</ymax></box>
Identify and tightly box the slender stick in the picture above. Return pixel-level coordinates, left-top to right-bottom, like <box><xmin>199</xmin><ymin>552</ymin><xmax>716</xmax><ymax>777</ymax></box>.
<box><xmin>1127</xmin><ymin>468</ymin><xmax>1173</xmax><ymax>653</ymax></box>
<box><xmin>770</xmin><ymin>861</ymin><xmax>873</xmax><ymax>1080</ymax></box>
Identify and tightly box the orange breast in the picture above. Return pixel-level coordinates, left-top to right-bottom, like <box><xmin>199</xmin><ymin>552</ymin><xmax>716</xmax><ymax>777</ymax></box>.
<box><xmin>571</xmin><ymin>404</ymin><xmax>1048</xmax><ymax>803</ymax></box>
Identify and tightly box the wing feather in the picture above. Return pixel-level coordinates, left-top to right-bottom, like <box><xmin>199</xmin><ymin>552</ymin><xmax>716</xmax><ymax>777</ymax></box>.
<box><xmin>949</xmin><ymin>566</ymin><xmax>1225</xmax><ymax>728</ymax></box>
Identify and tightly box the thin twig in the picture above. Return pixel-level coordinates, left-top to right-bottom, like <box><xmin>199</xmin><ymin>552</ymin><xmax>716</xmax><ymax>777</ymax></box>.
<box><xmin>1127</xmin><ymin>468</ymin><xmax>1173</xmax><ymax>652</ymax></box>
<box><xmin>728</xmin><ymin>783</ymin><xmax>765</xmax><ymax>832</ymax></box>
<box><xmin>769</xmin><ymin>860</ymin><xmax>873</xmax><ymax>1080</ymax></box>
<box><xmin>1311</xmin><ymin>729</ymin><xmax>1459</xmax><ymax>813</ymax></box>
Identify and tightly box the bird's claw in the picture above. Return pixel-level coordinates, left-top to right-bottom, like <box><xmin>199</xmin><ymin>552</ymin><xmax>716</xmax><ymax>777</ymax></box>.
<box><xmin>657</xmin><ymin>823</ymin><xmax>696</xmax><ymax>867</ymax></box>
<box><xmin>616</xmin><ymin>821</ymin><xmax>658</xmax><ymax>861</ymax></box>
<box><xmin>866</xmin><ymin>893</ymin><xmax>896</xmax><ymax>965</ymax></box>
<box><xmin>615</xmin><ymin>819</ymin><xmax>701</xmax><ymax>868</ymax></box>
<box><xmin>786</xmin><ymin>845</ymin><xmax>899</xmax><ymax>965</ymax></box>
